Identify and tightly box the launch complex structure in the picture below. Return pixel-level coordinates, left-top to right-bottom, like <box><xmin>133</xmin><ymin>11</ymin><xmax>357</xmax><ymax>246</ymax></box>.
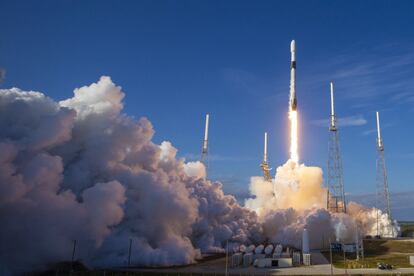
<box><xmin>198</xmin><ymin>40</ymin><xmax>395</xmax><ymax>237</ymax></box>
<box><xmin>375</xmin><ymin>111</ymin><xmax>394</xmax><ymax>236</ymax></box>
<box><xmin>327</xmin><ymin>82</ymin><xmax>347</xmax><ymax>213</ymax></box>
<box><xmin>261</xmin><ymin>132</ymin><xmax>272</xmax><ymax>182</ymax></box>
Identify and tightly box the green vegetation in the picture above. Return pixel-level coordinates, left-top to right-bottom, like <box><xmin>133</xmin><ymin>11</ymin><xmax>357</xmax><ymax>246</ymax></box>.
<box><xmin>322</xmin><ymin>238</ymin><xmax>414</xmax><ymax>269</ymax></box>
<box><xmin>400</xmin><ymin>221</ymin><xmax>414</xmax><ymax>237</ymax></box>
<box><xmin>323</xmin><ymin>251</ymin><xmax>411</xmax><ymax>269</ymax></box>
<box><xmin>364</xmin><ymin>239</ymin><xmax>414</xmax><ymax>254</ymax></box>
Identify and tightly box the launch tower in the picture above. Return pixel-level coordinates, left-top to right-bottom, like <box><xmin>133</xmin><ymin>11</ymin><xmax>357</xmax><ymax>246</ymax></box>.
<box><xmin>260</xmin><ymin>132</ymin><xmax>272</xmax><ymax>181</ymax></box>
<box><xmin>375</xmin><ymin>111</ymin><xmax>393</xmax><ymax>236</ymax></box>
<box><xmin>327</xmin><ymin>82</ymin><xmax>347</xmax><ymax>213</ymax></box>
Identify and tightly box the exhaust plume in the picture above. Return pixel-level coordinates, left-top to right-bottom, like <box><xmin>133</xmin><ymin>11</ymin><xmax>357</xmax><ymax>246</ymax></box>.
<box><xmin>0</xmin><ymin>76</ymin><xmax>398</xmax><ymax>274</ymax></box>
<box><xmin>0</xmin><ymin>77</ymin><xmax>262</xmax><ymax>273</ymax></box>
<box><xmin>246</xmin><ymin>160</ymin><xmax>398</xmax><ymax>249</ymax></box>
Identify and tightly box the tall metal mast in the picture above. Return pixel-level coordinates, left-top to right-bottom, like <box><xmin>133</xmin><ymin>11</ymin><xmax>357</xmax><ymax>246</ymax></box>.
<box><xmin>375</xmin><ymin>111</ymin><xmax>393</xmax><ymax>236</ymax></box>
<box><xmin>201</xmin><ymin>114</ymin><xmax>209</xmax><ymax>165</ymax></box>
<box><xmin>327</xmin><ymin>82</ymin><xmax>347</xmax><ymax>213</ymax></box>
<box><xmin>261</xmin><ymin>132</ymin><xmax>272</xmax><ymax>181</ymax></box>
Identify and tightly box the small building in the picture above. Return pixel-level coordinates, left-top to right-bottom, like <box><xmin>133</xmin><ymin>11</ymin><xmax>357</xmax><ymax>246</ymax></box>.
<box><xmin>330</xmin><ymin>242</ymin><xmax>342</xmax><ymax>252</ymax></box>
<box><xmin>281</xmin><ymin>247</ymin><xmax>291</xmax><ymax>258</ymax></box>
<box><xmin>292</xmin><ymin>251</ymin><xmax>301</xmax><ymax>266</ymax></box>
<box><xmin>410</xmin><ymin>256</ymin><xmax>414</xmax><ymax>266</ymax></box>
<box><xmin>343</xmin><ymin>243</ymin><xmax>357</xmax><ymax>253</ymax></box>
<box><xmin>254</xmin><ymin>257</ymin><xmax>293</xmax><ymax>268</ymax></box>
<box><xmin>243</xmin><ymin>253</ymin><xmax>253</xmax><ymax>267</ymax></box>
<box><xmin>231</xmin><ymin>253</ymin><xmax>243</xmax><ymax>267</ymax></box>
<box><xmin>303</xmin><ymin>253</ymin><xmax>311</xmax><ymax>266</ymax></box>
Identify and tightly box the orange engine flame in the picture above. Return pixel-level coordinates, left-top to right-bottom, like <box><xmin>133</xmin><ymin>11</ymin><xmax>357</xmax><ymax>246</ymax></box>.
<box><xmin>289</xmin><ymin>110</ymin><xmax>299</xmax><ymax>164</ymax></box>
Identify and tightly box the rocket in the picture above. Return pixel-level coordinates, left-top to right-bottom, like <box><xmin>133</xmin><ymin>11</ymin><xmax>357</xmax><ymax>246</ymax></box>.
<box><xmin>289</xmin><ymin>40</ymin><xmax>297</xmax><ymax>111</ymax></box>
<box><xmin>202</xmin><ymin>114</ymin><xmax>209</xmax><ymax>155</ymax></box>
<box><xmin>201</xmin><ymin>114</ymin><xmax>209</xmax><ymax>163</ymax></box>
<box><xmin>376</xmin><ymin>111</ymin><xmax>384</xmax><ymax>150</ymax></box>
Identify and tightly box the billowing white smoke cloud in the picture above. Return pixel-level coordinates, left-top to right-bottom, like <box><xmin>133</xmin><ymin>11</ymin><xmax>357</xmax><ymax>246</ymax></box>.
<box><xmin>0</xmin><ymin>77</ymin><xmax>262</xmax><ymax>273</ymax></box>
<box><xmin>0</xmin><ymin>76</ymin><xmax>398</xmax><ymax>274</ymax></box>
<box><xmin>246</xmin><ymin>159</ymin><xmax>398</xmax><ymax>249</ymax></box>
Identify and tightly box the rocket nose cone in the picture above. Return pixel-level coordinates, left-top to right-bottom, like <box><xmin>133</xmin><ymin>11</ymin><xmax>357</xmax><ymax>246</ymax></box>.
<box><xmin>291</xmin><ymin>40</ymin><xmax>296</xmax><ymax>52</ymax></box>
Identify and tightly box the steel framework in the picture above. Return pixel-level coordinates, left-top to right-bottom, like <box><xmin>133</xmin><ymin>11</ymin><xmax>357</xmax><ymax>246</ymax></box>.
<box><xmin>261</xmin><ymin>132</ymin><xmax>272</xmax><ymax>182</ymax></box>
<box><xmin>375</xmin><ymin>112</ymin><xmax>393</xmax><ymax>237</ymax></box>
<box><xmin>327</xmin><ymin>82</ymin><xmax>346</xmax><ymax>213</ymax></box>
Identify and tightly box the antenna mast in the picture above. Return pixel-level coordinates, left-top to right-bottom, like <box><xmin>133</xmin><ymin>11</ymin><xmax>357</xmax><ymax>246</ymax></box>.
<box><xmin>375</xmin><ymin>111</ymin><xmax>394</xmax><ymax>237</ymax></box>
<box><xmin>327</xmin><ymin>82</ymin><xmax>347</xmax><ymax>213</ymax></box>
<box><xmin>260</xmin><ymin>132</ymin><xmax>272</xmax><ymax>181</ymax></box>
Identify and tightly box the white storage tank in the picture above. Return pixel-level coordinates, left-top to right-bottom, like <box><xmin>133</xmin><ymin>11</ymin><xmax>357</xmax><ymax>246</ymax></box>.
<box><xmin>264</xmin><ymin>244</ymin><xmax>274</xmax><ymax>256</ymax></box>
<box><xmin>273</xmin><ymin>244</ymin><xmax>283</xmax><ymax>258</ymax></box>
<box><xmin>302</xmin><ymin>228</ymin><xmax>310</xmax><ymax>254</ymax></box>
<box><xmin>255</xmin><ymin>244</ymin><xmax>264</xmax><ymax>254</ymax></box>
<box><xmin>246</xmin><ymin>245</ymin><xmax>256</xmax><ymax>253</ymax></box>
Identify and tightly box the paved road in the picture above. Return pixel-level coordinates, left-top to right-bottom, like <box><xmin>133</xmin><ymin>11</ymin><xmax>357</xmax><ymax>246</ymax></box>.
<box><xmin>125</xmin><ymin>266</ymin><xmax>414</xmax><ymax>275</ymax></box>
<box><xmin>124</xmin><ymin>252</ymin><xmax>414</xmax><ymax>275</ymax></box>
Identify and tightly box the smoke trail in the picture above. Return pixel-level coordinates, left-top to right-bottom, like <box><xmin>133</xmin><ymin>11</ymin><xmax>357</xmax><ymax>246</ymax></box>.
<box><xmin>0</xmin><ymin>77</ymin><xmax>262</xmax><ymax>273</ymax></box>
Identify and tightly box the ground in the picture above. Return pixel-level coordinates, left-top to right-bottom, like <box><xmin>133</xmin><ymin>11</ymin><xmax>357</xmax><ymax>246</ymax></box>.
<box><xmin>39</xmin><ymin>239</ymin><xmax>414</xmax><ymax>275</ymax></box>
<box><xmin>321</xmin><ymin>238</ymin><xmax>414</xmax><ymax>269</ymax></box>
<box><xmin>400</xmin><ymin>222</ymin><xmax>414</xmax><ymax>237</ymax></box>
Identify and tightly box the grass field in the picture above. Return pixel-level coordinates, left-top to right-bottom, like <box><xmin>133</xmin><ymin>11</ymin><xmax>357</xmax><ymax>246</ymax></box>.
<box><xmin>322</xmin><ymin>239</ymin><xmax>414</xmax><ymax>269</ymax></box>
<box><xmin>400</xmin><ymin>221</ymin><xmax>414</xmax><ymax>237</ymax></box>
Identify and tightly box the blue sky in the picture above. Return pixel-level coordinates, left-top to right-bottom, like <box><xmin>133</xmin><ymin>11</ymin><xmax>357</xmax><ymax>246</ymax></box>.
<box><xmin>1</xmin><ymin>1</ymin><xmax>414</xmax><ymax>218</ymax></box>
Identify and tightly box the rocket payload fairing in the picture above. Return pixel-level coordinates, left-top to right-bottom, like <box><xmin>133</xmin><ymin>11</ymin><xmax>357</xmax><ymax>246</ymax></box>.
<box><xmin>289</xmin><ymin>40</ymin><xmax>297</xmax><ymax>111</ymax></box>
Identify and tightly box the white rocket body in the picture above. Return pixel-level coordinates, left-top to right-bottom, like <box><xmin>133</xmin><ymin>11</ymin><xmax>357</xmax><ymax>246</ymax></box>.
<box><xmin>302</xmin><ymin>228</ymin><xmax>310</xmax><ymax>254</ymax></box>
<box><xmin>202</xmin><ymin>114</ymin><xmax>209</xmax><ymax>152</ymax></box>
<box><xmin>289</xmin><ymin>40</ymin><xmax>297</xmax><ymax>111</ymax></box>
<box><xmin>330</xmin><ymin>82</ymin><xmax>336</xmax><ymax>129</ymax></box>
<box><xmin>376</xmin><ymin>111</ymin><xmax>383</xmax><ymax>150</ymax></box>
<box><xmin>263</xmin><ymin>132</ymin><xmax>268</xmax><ymax>163</ymax></box>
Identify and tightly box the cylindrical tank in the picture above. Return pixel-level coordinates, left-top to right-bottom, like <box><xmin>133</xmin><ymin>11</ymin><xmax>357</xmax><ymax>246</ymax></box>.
<box><xmin>264</xmin><ymin>244</ymin><xmax>274</xmax><ymax>255</ymax></box>
<box><xmin>302</xmin><ymin>228</ymin><xmax>310</xmax><ymax>253</ymax></box>
<box><xmin>246</xmin><ymin>245</ymin><xmax>255</xmax><ymax>253</ymax></box>
<box><xmin>254</xmin><ymin>244</ymin><xmax>264</xmax><ymax>254</ymax></box>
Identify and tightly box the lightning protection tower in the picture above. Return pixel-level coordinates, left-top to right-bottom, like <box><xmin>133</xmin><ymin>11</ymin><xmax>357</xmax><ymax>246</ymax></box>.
<box><xmin>260</xmin><ymin>132</ymin><xmax>272</xmax><ymax>181</ymax></box>
<box><xmin>201</xmin><ymin>114</ymin><xmax>209</xmax><ymax>166</ymax></box>
<box><xmin>375</xmin><ymin>111</ymin><xmax>393</xmax><ymax>236</ymax></box>
<box><xmin>327</xmin><ymin>82</ymin><xmax>347</xmax><ymax>213</ymax></box>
